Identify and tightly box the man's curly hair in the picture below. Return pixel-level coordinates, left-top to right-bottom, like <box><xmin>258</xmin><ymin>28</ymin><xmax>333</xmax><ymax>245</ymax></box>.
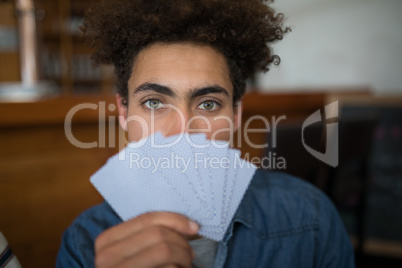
<box><xmin>82</xmin><ymin>0</ymin><xmax>288</xmax><ymax>105</ymax></box>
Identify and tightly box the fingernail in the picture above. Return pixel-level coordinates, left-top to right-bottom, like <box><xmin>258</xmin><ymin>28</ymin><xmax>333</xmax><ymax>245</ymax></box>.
<box><xmin>189</xmin><ymin>220</ymin><xmax>199</xmax><ymax>232</ymax></box>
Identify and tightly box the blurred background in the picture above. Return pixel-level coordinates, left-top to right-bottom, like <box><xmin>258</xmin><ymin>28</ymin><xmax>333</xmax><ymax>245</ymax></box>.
<box><xmin>0</xmin><ymin>0</ymin><xmax>401</xmax><ymax>267</ymax></box>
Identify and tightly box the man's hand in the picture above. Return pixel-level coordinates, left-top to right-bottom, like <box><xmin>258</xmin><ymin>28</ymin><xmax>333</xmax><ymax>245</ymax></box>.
<box><xmin>94</xmin><ymin>212</ymin><xmax>199</xmax><ymax>268</ymax></box>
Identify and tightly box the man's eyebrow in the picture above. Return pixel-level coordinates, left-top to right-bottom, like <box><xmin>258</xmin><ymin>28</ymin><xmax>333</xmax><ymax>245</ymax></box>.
<box><xmin>189</xmin><ymin>85</ymin><xmax>230</xmax><ymax>100</ymax></box>
<box><xmin>133</xmin><ymin>83</ymin><xmax>177</xmax><ymax>97</ymax></box>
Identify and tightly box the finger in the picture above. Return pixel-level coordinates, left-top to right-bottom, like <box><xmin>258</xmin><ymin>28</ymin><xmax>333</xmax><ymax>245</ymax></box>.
<box><xmin>115</xmin><ymin>242</ymin><xmax>193</xmax><ymax>268</ymax></box>
<box><xmin>96</xmin><ymin>212</ymin><xmax>198</xmax><ymax>252</ymax></box>
<box><xmin>95</xmin><ymin>226</ymin><xmax>194</xmax><ymax>268</ymax></box>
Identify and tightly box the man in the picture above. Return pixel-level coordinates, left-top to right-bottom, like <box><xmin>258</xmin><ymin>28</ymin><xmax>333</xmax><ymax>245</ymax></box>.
<box><xmin>57</xmin><ymin>0</ymin><xmax>355</xmax><ymax>267</ymax></box>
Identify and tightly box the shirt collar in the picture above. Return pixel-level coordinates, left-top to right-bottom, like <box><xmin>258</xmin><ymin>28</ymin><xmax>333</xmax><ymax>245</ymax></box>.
<box><xmin>221</xmin><ymin>185</ymin><xmax>255</xmax><ymax>243</ymax></box>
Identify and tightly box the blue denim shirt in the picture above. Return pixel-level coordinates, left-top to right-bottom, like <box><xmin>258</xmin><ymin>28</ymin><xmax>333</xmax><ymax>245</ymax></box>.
<box><xmin>56</xmin><ymin>170</ymin><xmax>355</xmax><ymax>267</ymax></box>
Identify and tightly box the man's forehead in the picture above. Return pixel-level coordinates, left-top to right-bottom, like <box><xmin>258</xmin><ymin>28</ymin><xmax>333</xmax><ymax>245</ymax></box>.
<box><xmin>132</xmin><ymin>43</ymin><xmax>229</xmax><ymax>73</ymax></box>
<box><xmin>128</xmin><ymin>43</ymin><xmax>233</xmax><ymax>97</ymax></box>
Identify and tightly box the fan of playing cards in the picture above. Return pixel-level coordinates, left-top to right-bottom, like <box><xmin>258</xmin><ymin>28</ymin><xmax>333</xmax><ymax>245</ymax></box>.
<box><xmin>90</xmin><ymin>132</ymin><xmax>257</xmax><ymax>241</ymax></box>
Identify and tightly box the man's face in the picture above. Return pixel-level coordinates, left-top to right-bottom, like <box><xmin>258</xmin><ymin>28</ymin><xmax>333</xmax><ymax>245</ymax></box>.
<box><xmin>117</xmin><ymin>43</ymin><xmax>240</xmax><ymax>143</ymax></box>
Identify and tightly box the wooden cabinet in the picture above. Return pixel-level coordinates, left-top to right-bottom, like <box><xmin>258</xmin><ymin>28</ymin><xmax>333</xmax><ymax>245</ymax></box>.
<box><xmin>0</xmin><ymin>96</ymin><xmax>122</xmax><ymax>267</ymax></box>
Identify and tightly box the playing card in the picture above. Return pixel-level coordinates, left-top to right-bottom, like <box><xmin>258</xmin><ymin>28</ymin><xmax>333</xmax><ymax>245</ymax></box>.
<box><xmin>90</xmin><ymin>132</ymin><xmax>257</xmax><ymax>241</ymax></box>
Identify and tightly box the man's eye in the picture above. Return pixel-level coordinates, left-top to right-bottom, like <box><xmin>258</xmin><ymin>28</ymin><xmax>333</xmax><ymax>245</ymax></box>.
<box><xmin>197</xmin><ymin>100</ymin><xmax>218</xmax><ymax>111</ymax></box>
<box><xmin>144</xmin><ymin>99</ymin><xmax>165</xmax><ymax>109</ymax></box>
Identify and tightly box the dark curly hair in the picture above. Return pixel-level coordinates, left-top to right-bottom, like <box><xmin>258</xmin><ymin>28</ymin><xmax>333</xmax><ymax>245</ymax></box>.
<box><xmin>82</xmin><ymin>0</ymin><xmax>289</xmax><ymax>105</ymax></box>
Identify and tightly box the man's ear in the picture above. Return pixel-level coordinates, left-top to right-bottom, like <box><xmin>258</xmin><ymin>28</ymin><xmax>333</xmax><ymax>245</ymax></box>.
<box><xmin>233</xmin><ymin>100</ymin><xmax>242</xmax><ymax>133</ymax></box>
<box><xmin>116</xmin><ymin>94</ymin><xmax>128</xmax><ymax>131</ymax></box>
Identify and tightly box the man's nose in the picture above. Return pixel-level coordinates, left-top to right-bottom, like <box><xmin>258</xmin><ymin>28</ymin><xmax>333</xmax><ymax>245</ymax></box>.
<box><xmin>163</xmin><ymin>107</ymin><xmax>192</xmax><ymax>137</ymax></box>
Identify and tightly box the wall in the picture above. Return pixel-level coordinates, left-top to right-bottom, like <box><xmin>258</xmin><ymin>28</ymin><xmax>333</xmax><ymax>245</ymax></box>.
<box><xmin>256</xmin><ymin>0</ymin><xmax>402</xmax><ymax>94</ymax></box>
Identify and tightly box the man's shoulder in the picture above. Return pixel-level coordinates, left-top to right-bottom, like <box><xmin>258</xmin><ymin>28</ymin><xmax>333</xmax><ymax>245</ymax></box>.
<box><xmin>248</xmin><ymin>169</ymin><xmax>323</xmax><ymax>203</ymax></box>
<box><xmin>246</xmin><ymin>169</ymin><xmax>324</xmax><ymax>209</ymax></box>
<box><xmin>68</xmin><ymin>201</ymin><xmax>122</xmax><ymax>239</ymax></box>
<box><xmin>251</xmin><ymin>168</ymin><xmax>318</xmax><ymax>189</ymax></box>
<box><xmin>56</xmin><ymin>202</ymin><xmax>121</xmax><ymax>267</ymax></box>
<box><xmin>226</xmin><ymin>171</ymin><xmax>355</xmax><ymax>267</ymax></box>
<box><xmin>236</xmin><ymin>169</ymin><xmax>332</xmax><ymax>238</ymax></box>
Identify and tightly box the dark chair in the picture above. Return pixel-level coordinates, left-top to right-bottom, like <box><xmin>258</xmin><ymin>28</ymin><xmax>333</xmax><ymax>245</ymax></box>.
<box><xmin>264</xmin><ymin>107</ymin><xmax>378</xmax><ymax>267</ymax></box>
